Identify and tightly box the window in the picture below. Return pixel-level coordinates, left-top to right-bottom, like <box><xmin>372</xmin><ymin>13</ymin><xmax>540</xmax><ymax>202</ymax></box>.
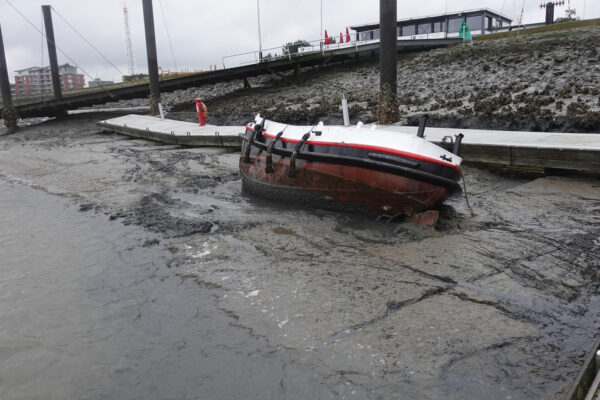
<box><xmin>402</xmin><ymin>25</ymin><xmax>415</xmax><ymax>36</ymax></box>
<box><xmin>448</xmin><ymin>18</ymin><xmax>462</xmax><ymax>32</ymax></box>
<box><xmin>433</xmin><ymin>21</ymin><xmax>446</xmax><ymax>32</ymax></box>
<box><xmin>417</xmin><ymin>23</ymin><xmax>431</xmax><ymax>34</ymax></box>
<box><xmin>466</xmin><ymin>15</ymin><xmax>482</xmax><ymax>30</ymax></box>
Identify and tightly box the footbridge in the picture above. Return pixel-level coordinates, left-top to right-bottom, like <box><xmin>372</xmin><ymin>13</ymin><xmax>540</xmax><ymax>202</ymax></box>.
<box><xmin>2</xmin><ymin>37</ymin><xmax>460</xmax><ymax>119</ymax></box>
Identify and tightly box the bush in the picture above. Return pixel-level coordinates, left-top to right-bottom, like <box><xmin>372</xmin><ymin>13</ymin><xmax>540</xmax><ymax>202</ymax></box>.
<box><xmin>283</xmin><ymin>39</ymin><xmax>310</xmax><ymax>55</ymax></box>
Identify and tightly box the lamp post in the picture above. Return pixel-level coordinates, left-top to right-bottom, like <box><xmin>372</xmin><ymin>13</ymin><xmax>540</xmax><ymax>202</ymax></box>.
<box><xmin>320</xmin><ymin>0</ymin><xmax>323</xmax><ymax>50</ymax></box>
<box><xmin>257</xmin><ymin>0</ymin><xmax>263</xmax><ymax>61</ymax></box>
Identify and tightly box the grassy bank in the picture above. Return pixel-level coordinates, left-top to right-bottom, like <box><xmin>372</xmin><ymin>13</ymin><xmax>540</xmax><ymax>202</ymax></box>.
<box><xmin>475</xmin><ymin>18</ymin><xmax>600</xmax><ymax>41</ymax></box>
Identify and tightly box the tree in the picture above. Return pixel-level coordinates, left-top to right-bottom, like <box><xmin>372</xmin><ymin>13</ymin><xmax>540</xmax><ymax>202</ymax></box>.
<box><xmin>282</xmin><ymin>39</ymin><xmax>310</xmax><ymax>55</ymax></box>
<box><xmin>555</xmin><ymin>8</ymin><xmax>578</xmax><ymax>22</ymax></box>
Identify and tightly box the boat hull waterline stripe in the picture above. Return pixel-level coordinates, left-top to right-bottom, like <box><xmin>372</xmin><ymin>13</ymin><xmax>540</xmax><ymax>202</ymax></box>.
<box><xmin>246</xmin><ymin>125</ymin><xmax>462</xmax><ymax>176</ymax></box>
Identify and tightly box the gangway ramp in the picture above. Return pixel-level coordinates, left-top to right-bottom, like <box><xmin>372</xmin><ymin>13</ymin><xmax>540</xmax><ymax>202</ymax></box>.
<box><xmin>3</xmin><ymin>37</ymin><xmax>460</xmax><ymax>119</ymax></box>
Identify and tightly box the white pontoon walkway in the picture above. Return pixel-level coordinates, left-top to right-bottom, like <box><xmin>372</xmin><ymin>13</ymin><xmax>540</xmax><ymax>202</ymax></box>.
<box><xmin>386</xmin><ymin>125</ymin><xmax>600</xmax><ymax>174</ymax></box>
<box><xmin>99</xmin><ymin>115</ymin><xmax>600</xmax><ymax>173</ymax></box>
<box><xmin>98</xmin><ymin>114</ymin><xmax>243</xmax><ymax>147</ymax></box>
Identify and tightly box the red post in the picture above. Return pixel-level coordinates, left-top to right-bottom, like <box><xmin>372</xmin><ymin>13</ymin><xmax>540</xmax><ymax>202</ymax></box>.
<box><xmin>195</xmin><ymin>98</ymin><xmax>207</xmax><ymax>126</ymax></box>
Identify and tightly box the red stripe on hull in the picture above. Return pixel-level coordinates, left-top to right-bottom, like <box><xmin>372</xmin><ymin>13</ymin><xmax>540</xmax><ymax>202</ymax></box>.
<box><xmin>245</xmin><ymin>125</ymin><xmax>461</xmax><ymax>176</ymax></box>
<box><xmin>240</xmin><ymin>154</ymin><xmax>450</xmax><ymax>215</ymax></box>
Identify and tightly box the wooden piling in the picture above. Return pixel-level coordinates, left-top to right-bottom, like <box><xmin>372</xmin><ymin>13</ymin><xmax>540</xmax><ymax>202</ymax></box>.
<box><xmin>142</xmin><ymin>0</ymin><xmax>160</xmax><ymax>116</ymax></box>
<box><xmin>0</xmin><ymin>24</ymin><xmax>18</xmax><ymax>130</ymax></box>
<box><xmin>42</xmin><ymin>6</ymin><xmax>62</xmax><ymax>100</ymax></box>
<box><xmin>378</xmin><ymin>0</ymin><xmax>399</xmax><ymax>124</ymax></box>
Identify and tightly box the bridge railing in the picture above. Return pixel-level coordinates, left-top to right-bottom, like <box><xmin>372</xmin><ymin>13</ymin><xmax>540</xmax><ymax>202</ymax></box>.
<box><xmin>220</xmin><ymin>27</ymin><xmax>457</xmax><ymax>69</ymax></box>
<box><xmin>221</xmin><ymin>28</ymin><xmax>385</xmax><ymax>69</ymax></box>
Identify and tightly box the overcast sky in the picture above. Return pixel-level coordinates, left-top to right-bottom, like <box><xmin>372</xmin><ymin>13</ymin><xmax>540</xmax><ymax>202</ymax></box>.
<box><xmin>1</xmin><ymin>0</ymin><xmax>597</xmax><ymax>84</ymax></box>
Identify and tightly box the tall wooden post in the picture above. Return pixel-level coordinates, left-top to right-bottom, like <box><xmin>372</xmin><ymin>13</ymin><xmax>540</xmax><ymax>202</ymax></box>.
<box><xmin>377</xmin><ymin>0</ymin><xmax>399</xmax><ymax>124</ymax></box>
<box><xmin>0</xmin><ymin>24</ymin><xmax>18</xmax><ymax>131</ymax></box>
<box><xmin>142</xmin><ymin>0</ymin><xmax>160</xmax><ymax>115</ymax></box>
<box><xmin>42</xmin><ymin>5</ymin><xmax>62</xmax><ymax>100</ymax></box>
<box><xmin>545</xmin><ymin>2</ymin><xmax>555</xmax><ymax>24</ymax></box>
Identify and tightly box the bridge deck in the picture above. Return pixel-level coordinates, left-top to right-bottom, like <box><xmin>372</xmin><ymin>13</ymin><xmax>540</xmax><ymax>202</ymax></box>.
<box><xmin>2</xmin><ymin>38</ymin><xmax>460</xmax><ymax>119</ymax></box>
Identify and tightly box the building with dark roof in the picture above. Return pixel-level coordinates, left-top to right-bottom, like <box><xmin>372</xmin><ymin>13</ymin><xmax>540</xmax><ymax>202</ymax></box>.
<box><xmin>350</xmin><ymin>8</ymin><xmax>513</xmax><ymax>41</ymax></box>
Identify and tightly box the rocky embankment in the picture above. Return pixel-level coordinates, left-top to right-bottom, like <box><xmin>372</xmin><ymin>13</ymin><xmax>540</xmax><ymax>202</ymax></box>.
<box><xmin>159</xmin><ymin>25</ymin><xmax>600</xmax><ymax>132</ymax></box>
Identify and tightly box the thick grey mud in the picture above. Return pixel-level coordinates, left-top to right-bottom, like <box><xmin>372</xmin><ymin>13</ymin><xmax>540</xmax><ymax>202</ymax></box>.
<box><xmin>1</xmin><ymin>113</ymin><xmax>599</xmax><ymax>399</ymax></box>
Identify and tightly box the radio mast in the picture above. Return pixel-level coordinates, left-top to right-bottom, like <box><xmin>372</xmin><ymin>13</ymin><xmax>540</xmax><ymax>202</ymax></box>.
<box><xmin>123</xmin><ymin>2</ymin><xmax>135</xmax><ymax>76</ymax></box>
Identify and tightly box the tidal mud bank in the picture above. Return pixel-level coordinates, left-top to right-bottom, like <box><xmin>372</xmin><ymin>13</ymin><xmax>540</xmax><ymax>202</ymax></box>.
<box><xmin>0</xmin><ymin>111</ymin><xmax>599</xmax><ymax>399</ymax></box>
<box><xmin>156</xmin><ymin>26</ymin><xmax>600</xmax><ymax>133</ymax></box>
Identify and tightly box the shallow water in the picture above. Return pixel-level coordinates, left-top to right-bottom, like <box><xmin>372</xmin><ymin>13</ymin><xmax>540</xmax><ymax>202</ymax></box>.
<box><xmin>0</xmin><ymin>180</ymin><xmax>340</xmax><ymax>400</ymax></box>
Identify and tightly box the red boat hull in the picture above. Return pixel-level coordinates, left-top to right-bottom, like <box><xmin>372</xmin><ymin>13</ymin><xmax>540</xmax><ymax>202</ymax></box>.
<box><xmin>240</xmin><ymin>153</ymin><xmax>451</xmax><ymax>216</ymax></box>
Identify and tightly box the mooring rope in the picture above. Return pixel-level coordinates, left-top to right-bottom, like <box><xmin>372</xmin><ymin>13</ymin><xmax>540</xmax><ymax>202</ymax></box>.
<box><xmin>459</xmin><ymin>165</ymin><xmax>476</xmax><ymax>217</ymax></box>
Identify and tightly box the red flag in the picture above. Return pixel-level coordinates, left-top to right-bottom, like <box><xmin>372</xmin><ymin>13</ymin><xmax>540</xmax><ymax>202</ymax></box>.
<box><xmin>324</xmin><ymin>29</ymin><xmax>331</xmax><ymax>44</ymax></box>
<box><xmin>340</xmin><ymin>32</ymin><xmax>344</xmax><ymax>43</ymax></box>
<box><xmin>346</xmin><ymin>27</ymin><xmax>351</xmax><ymax>42</ymax></box>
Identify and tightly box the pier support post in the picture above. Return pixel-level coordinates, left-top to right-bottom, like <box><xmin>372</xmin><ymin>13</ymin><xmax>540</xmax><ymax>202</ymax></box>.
<box><xmin>545</xmin><ymin>2</ymin><xmax>555</xmax><ymax>24</ymax></box>
<box><xmin>42</xmin><ymin>6</ymin><xmax>62</xmax><ymax>100</ymax></box>
<box><xmin>377</xmin><ymin>0</ymin><xmax>399</xmax><ymax>124</ymax></box>
<box><xmin>142</xmin><ymin>0</ymin><xmax>160</xmax><ymax>116</ymax></box>
<box><xmin>0</xmin><ymin>24</ymin><xmax>18</xmax><ymax>132</ymax></box>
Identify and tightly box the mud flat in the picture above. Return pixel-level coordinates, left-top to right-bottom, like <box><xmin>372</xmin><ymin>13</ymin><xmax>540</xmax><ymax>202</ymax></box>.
<box><xmin>0</xmin><ymin>109</ymin><xmax>599</xmax><ymax>399</ymax></box>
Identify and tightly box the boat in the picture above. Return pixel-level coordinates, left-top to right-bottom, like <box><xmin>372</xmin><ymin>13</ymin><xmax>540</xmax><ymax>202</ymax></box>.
<box><xmin>239</xmin><ymin>115</ymin><xmax>463</xmax><ymax>220</ymax></box>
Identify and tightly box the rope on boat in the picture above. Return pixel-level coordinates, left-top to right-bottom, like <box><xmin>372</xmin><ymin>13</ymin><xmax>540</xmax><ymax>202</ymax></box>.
<box><xmin>459</xmin><ymin>165</ymin><xmax>476</xmax><ymax>217</ymax></box>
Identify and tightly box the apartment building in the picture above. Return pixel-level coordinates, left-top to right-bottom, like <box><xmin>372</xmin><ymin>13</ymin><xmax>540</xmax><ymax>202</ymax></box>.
<box><xmin>14</xmin><ymin>63</ymin><xmax>85</xmax><ymax>96</ymax></box>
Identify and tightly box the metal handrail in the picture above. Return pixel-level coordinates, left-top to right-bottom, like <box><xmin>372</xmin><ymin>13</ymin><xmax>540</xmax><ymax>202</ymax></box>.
<box><xmin>220</xmin><ymin>25</ymin><xmax>461</xmax><ymax>68</ymax></box>
<box><xmin>221</xmin><ymin>28</ymin><xmax>377</xmax><ymax>68</ymax></box>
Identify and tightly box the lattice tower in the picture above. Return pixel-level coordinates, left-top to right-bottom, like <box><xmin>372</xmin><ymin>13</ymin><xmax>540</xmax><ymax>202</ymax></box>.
<box><xmin>123</xmin><ymin>2</ymin><xmax>135</xmax><ymax>76</ymax></box>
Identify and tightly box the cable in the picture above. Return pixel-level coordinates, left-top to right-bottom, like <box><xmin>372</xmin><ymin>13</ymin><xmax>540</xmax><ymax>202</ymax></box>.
<box><xmin>4</xmin><ymin>0</ymin><xmax>116</xmax><ymax>97</ymax></box>
<box><xmin>157</xmin><ymin>0</ymin><xmax>177</xmax><ymax>73</ymax></box>
<box><xmin>459</xmin><ymin>165</ymin><xmax>475</xmax><ymax>217</ymax></box>
<box><xmin>50</xmin><ymin>5</ymin><xmax>125</xmax><ymax>76</ymax></box>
